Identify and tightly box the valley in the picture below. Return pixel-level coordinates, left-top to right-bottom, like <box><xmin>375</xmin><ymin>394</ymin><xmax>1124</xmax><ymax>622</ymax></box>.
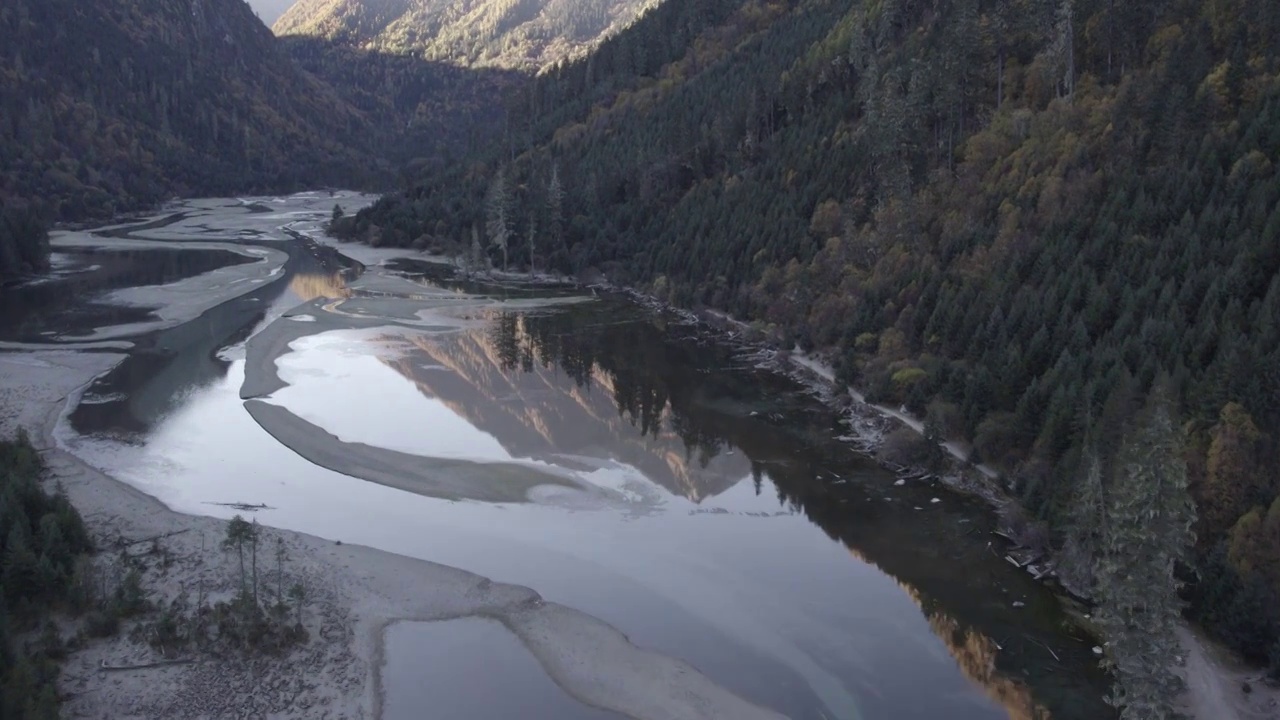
<box><xmin>1</xmin><ymin>0</ymin><xmax>1279</xmax><ymax>718</ymax></box>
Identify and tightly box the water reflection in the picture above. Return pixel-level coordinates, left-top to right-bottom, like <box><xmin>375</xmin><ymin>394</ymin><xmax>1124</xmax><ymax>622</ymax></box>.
<box><xmin>373</xmin><ymin>308</ymin><xmax>750</xmax><ymax>501</ymax></box>
<box><xmin>368</xmin><ymin>299</ymin><xmax>1109</xmax><ymax>718</ymax></box>
<box><xmin>288</xmin><ymin>270</ymin><xmax>352</xmax><ymax>302</ymax></box>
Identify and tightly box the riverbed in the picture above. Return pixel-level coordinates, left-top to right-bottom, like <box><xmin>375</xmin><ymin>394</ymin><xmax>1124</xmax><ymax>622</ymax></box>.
<box><xmin>1</xmin><ymin>192</ymin><xmax>1114</xmax><ymax>720</ymax></box>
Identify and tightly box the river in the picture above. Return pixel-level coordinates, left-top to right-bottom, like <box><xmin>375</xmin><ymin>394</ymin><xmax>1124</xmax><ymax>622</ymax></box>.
<box><xmin>2</xmin><ymin>192</ymin><xmax>1113</xmax><ymax>720</ymax></box>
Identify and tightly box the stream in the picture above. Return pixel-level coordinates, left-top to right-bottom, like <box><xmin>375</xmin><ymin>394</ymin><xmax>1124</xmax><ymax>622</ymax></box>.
<box><xmin>1</xmin><ymin>192</ymin><xmax>1114</xmax><ymax>720</ymax></box>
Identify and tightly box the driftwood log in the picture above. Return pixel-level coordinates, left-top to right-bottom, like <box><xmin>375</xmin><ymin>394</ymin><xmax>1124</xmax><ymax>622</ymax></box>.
<box><xmin>99</xmin><ymin>657</ymin><xmax>195</xmax><ymax>672</ymax></box>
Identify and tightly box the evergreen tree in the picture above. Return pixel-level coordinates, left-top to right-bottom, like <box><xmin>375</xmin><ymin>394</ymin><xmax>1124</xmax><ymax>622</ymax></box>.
<box><xmin>1095</xmin><ymin>383</ymin><xmax>1196</xmax><ymax>719</ymax></box>
<box><xmin>486</xmin><ymin>165</ymin><xmax>511</xmax><ymax>273</ymax></box>
<box><xmin>1061</xmin><ymin>441</ymin><xmax>1106</xmax><ymax>595</ymax></box>
<box><xmin>222</xmin><ymin>515</ymin><xmax>255</xmax><ymax>599</ymax></box>
<box><xmin>525</xmin><ymin>211</ymin><xmax>537</xmax><ymax>273</ymax></box>
<box><xmin>546</xmin><ymin>164</ymin><xmax>564</xmax><ymax>252</ymax></box>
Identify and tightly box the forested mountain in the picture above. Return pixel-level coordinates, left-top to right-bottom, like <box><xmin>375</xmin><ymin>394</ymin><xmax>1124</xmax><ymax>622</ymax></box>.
<box><xmin>337</xmin><ymin>0</ymin><xmax>1280</xmax><ymax>694</ymax></box>
<box><xmin>272</xmin><ymin>0</ymin><xmax>660</xmax><ymax>71</ymax></box>
<box><xmin>0</xmin><ymin>0</ymin><xmax>386</xmax><ymax>224</ymax></box>
<box><xmin>280</xmin><ymin>37</ymin><xmax>517</xmax><ymax>174</ymax></box>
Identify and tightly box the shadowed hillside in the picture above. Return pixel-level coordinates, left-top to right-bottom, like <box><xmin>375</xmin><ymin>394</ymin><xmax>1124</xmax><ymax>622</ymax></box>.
<box><xmin>0</xmin><ymin>0</ymin><xmax>387</xmax><ymax>222</ymax></box>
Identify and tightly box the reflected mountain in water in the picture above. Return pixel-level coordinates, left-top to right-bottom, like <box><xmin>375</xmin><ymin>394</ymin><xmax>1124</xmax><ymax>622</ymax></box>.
<box><xmin>379</xmin><ymin>308</ymin><xmax>752</xmax><ymax>501</ymax></box>
<box><xmin>288</xmin><ymin>270</ymin><xmax>352</xmax><ymax>303</ymax></box>
<box><xmin>928</xmin><ymin>613</ymin><xmax>1051</xmax><ymax>720</ymax></box>
<box><xmin>762</xmin><ymin>445</ymin><xmax>1112</xmax><ymax>720</ymax></box>
<box><xmin>372</xmin><ymin>296</ymin><xmax>1095</xmax><ymax>718</ymax></box>
<box><xmin>848</xmin><ymin>545</ymin><xmax>1053</xmax><ymax>720</ymax></box>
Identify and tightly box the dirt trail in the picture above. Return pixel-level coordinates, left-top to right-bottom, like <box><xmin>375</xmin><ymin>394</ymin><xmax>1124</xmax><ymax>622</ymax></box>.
<box><xmin>1178</xmin><ymin>623</ymin><xmax>1279</xmax><ymax>720</ymax></box>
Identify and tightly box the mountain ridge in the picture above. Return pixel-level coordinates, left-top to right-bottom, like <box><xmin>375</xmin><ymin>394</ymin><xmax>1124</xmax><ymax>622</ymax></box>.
<box><xmin>273</xmin><ymin>0</ymin><xmax>661</xmax><ymax>71</ymax></box>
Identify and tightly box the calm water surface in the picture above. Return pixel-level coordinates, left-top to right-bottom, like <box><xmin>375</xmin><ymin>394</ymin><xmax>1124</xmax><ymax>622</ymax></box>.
<box><xmin>17</xmin><ymin>199</ymin><xmax>1114</xmax><ymax>720</ymax></box>
<box><xmin>0</xmin><ymin>248</ymin><xmax>253</xmax><ymax>342</ymax></box>
<box><xmin>382</xmin><ymin>618</ymin><xmax>623</xmax><ymax>720</ymax></box>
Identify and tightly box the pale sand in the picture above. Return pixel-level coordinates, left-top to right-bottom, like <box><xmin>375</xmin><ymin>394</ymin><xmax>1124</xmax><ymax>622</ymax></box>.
<box><xmin>242</xmin><ymin>399</ymin><xmax>582</xmax><ymax>502</ymax></box>
<box><xmin>0</xmin><ymin>348</ymin><xmax>788</xmax><ymax>720</ymax></box>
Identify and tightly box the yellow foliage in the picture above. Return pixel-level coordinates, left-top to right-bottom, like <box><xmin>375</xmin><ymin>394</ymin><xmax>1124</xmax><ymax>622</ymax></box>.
<box><xmin>891</xmin><ymin>367</ymin><xmax>927</xmax><ymax>388</ymax></box>
<box><xmin>877</xmin><ymin>327</ymin><xmax>908</xmax><ymax>361</ymax></box>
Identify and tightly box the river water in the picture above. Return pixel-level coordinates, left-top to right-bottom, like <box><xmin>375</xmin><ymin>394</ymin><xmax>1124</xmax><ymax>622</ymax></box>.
<box><xmin>2</xmin><ymin>193</ymin><xmax>1113</xmax><ymax>720</ymax></box>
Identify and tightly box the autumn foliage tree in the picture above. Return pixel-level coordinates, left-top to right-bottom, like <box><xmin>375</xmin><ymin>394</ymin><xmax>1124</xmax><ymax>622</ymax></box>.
<box><xmin>1199</xmin><ymin>403</ymin><xmax>1267</xmax><ymax>541</ymax></box>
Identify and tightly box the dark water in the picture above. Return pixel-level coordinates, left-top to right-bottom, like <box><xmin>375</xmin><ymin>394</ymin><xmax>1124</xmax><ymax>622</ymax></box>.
<box><xmin>0</xmin><ymin>248</ymin><xmax>254</xmax><ymax>342</ymax></box>
<box><xmin>43</xmin><ymin>214</ymin><xmax>1114</xmax><ymax>720</ymax></box>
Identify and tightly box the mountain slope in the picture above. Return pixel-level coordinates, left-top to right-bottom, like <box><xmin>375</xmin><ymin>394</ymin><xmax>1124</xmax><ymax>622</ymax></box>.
<box><xmin>279</xmin><ymin>36</ymin><xmax>517</xmax><ymax>171</ymax></box>
<box><xmin>0</xmin><ymin>0</ymin><xmax>385</xmax><ymax>221</ymax></box>
<box><xmin>273</xmin><ymin>0</ymin><xmax>660</xmax><ymax>71</ymax></box>
<box><xmin>339</xmin><ymin>0</ymin><xmax>1280</xmax><ymax>680</ymax></box>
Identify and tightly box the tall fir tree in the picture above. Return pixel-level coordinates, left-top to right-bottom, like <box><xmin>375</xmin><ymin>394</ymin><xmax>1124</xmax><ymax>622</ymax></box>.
<box><xmin>1095</xmin><ymin>381</ymin><xmax>1197</xmax><ymax>719</ymax></box>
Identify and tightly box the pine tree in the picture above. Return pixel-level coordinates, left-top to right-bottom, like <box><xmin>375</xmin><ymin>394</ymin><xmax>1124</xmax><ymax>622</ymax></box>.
<box><xmin>546</xmin><ymin>164</ymin><xmax>564</xmax><ymax>254</ymax></box>
<box><xmin>469</xmin><ymin>225</ymin><xmax>484</xmax><ymax>276</ymax></box>
<box><xmin>486</xmin><ymin>165</ymin><xmax>511</xmax><ymax>272</ymax></box>
<box><xmin>250</xmin><ymin>517</ymin><xmax>259</xmax><ymax>608</ymax></box>
<box><xmin>526</xmin><ymin>211</ymin><xmax>537</xmax><ymax>274</ymax></box>
<box><xmin>1061</xmin><ymin>440</ymin><xmax>1106</xmax><ymax>595</ymax></box>
<box><xmin>222</xmin><ymin>515</ymin><xmax>255</xmax><ymax>600</ymax></box>
<box><xmin>275</xmin><ymin>537</ymin><xmax>287</xmax><ymax>608</ymax></box>
<box><xmin>1095</xmin><ymin>382</ymin><xmax>1196</xmax><ymax>719</ymax></box>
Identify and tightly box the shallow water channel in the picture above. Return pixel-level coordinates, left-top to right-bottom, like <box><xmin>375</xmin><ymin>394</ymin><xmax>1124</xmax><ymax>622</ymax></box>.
<box><xmin>7</xmin><ymin>194</ymin><xmax>1114</xmax><ymax>720</ymax></box>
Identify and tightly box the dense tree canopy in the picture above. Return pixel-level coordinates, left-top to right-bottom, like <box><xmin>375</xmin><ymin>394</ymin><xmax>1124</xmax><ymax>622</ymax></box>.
<box><xmin>1</xmin><ymin>432</ymin><xmax>93</xmax><ymax>720</ymax></box>
<box><xmin>0</xmin><ymin>204</ymin><xmax>49</xmax><ymax>279</ymax></box>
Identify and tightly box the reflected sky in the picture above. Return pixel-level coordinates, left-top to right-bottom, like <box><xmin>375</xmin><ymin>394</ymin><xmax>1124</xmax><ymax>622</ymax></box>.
<box><xmin>383</xmin><ymin>618</ymin><xmax>625</xmax><ymax>720</ymax></box>
<box><xmin>271</xmin><ymin>330</ymin><xmax>515</xmax><ymax>463</ymax></box>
